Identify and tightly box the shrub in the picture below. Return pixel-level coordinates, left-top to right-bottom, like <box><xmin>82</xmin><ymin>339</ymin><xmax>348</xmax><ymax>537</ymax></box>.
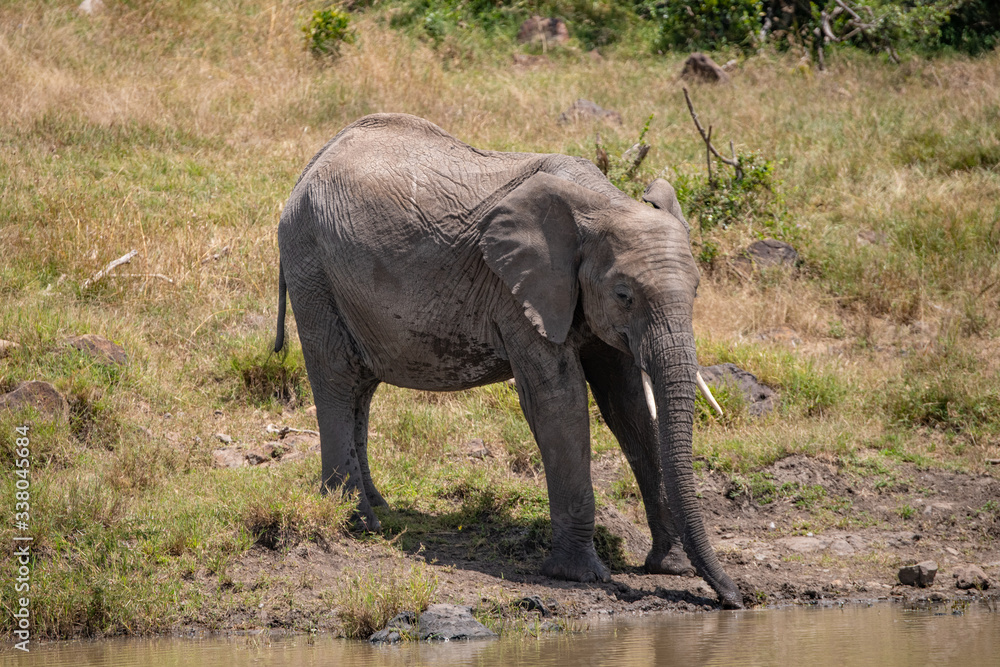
<box><xmin>303</xmin><ymin>8</ymin><xmax>356</xmax><ymax>59</ymax></box>
<box><xmin>336</xmin><ymin>564</ymin><xmax>437</xmax><ymax>639</ymax></box>
<box><xmin>655</xmin><ymin>0</ymin><xmax>763</xmax><ymax>53</ymax></box>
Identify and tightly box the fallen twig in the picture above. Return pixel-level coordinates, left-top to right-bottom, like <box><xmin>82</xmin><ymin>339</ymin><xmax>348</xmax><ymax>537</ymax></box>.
<box><xmin>266</xmin><ymin>423</ymin><xmax>320</xmax><ymax>438</ymax></box>
<box><xmin>683</xmin><ymin>87</ymin><xmax>742</xmax><ymax>180</ymax></box>
<box><xmin>82</xmin><ymin>249</ymin><xmax>138</xmax><ymax>288</ymax></box>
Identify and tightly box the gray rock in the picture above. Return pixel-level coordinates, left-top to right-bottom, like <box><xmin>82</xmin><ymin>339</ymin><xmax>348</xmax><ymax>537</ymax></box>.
<box><xmin>78</xmin><ymin>0</ymin><xmax>104</xmax><ymax>14</ymax></box>
<box><xmin>64</xmin><ymin>334</ymin><xmax>128</xmax><ymax>366</ymax></box>
<box><xmin>370</xmin><ymin>611</ymin><xmax>417</xmax><ymax>643</ymax></box>
<box><xmin>216</xmin><ymin>433</ymin><xmax>232</xmax><ymax>444</ymax></box>
<box><xmin>898</xmin><ymin>560</ymin><xmax>938</xmax><ymax>588</ymax></box>
<box><xmin>680</xmin><ymin>52</ymin><xmax>729</xmax><ymax>84</ymax></box>
<box><xmin>558</xmin><ymin>99</ymin><xmax>622</xmax><ymax>126</ymax></box>
<box><xmin>517</xmin><ymin>16</ymin><xmax>569</xmax><ymax>46</ymax></box>
<box><xmin>463</xmin><ymin>438</ymin><xmax>490</xmax><ymax>459</ymax></box>
<box><xmin>211</xmin><ymin>448</ymin><xmax>245</xmax><ymax>469</ymax></box>
<box><xmin>699</xmin><ymin>363</ymin><xmax>776</xmax><ymax>417</ymax></box>
<box><xmin>744</xmin><ymin>239</ymin><xmax>799</xmax><ymax>268</ymax></box>
<box><xmin>0</xmin><ymin>381</ymin><xmax>69</xmax><ymax>422</ymax></box>
<box><xmin>953</xmin><ymin>565</ymin><xmax>990</xmax><ymax>590</ymax></box>
<box><xmin>517</xmin><ymin>595</ymin><xmax>551</xmax><ymax>617</ymax></box>
<box><xmin>418</xmin><ymin>604</ymin><xmax>497</xmax><ymax>641</ymax></box>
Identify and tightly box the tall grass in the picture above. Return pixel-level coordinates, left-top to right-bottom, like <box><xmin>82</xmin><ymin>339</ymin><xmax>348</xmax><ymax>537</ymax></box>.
<box><xmin>1</xmin><ymin>0</ymin><xmax>999</xmax><ymax>637</ymax></box>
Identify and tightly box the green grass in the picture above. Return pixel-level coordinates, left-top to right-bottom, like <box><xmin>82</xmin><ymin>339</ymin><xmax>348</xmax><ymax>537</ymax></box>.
<box><xmin>1</xmin><ymin>0</ymin><xmax>999</xmax><ymax>638</ymax></box>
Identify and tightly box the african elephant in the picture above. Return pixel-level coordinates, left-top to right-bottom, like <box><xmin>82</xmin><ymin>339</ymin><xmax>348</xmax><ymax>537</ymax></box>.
<box><xmin>274</xmin><ymin>113</ymin><xmax>742</xmax><ymax>609</ymax></box>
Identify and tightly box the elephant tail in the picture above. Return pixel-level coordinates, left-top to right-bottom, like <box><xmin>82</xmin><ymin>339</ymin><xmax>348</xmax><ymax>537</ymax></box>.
<box><xmin>274</xmin><ymin>260</ymin><xmax>287</xmax><ymax>353</ymax></box>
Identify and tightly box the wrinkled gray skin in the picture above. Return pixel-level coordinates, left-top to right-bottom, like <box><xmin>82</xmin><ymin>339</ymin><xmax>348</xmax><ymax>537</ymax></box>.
<box><xmin>274</xmin><ymin>113</ymin><xmax>743</xmax><ymax>609</ymax></box>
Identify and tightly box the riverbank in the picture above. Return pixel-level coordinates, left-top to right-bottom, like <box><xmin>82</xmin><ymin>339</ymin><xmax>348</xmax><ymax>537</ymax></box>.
<box><xmin>2</xmin><ymin>0</ymin><xmax>999</xmax><ymax>642</ymax></box>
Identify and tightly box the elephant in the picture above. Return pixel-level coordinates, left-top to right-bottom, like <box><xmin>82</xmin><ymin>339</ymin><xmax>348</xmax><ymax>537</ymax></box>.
<box><xmin>273</xmin><ymin>113</ymin><xmax>743</xmax><ymax>609</ymax></box>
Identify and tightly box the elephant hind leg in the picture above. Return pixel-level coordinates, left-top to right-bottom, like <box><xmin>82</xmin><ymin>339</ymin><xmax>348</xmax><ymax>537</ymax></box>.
<box><xmin>353</xmin><ymin>377</ymin><xmax>387</xmax><ymax>509</ymax></box>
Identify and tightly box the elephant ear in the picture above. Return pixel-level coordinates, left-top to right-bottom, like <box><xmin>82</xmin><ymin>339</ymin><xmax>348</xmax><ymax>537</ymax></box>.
<box><xmin>642</xmin><ymin>178</ymin><xmax>690</xmax><ymax>234</ymax></box>
<box><xmin>480</xmin><ymin>172</ymin><xmax>606</xmax><ymax>344</ymax></box>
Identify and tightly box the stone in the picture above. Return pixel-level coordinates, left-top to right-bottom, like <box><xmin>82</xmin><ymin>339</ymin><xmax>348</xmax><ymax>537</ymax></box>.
<box><xmin>212</xmin><ymin>448</ymin><xmax>246</xmax><ymax>469</ymax></box>
<box><xmin>517</xmin><ymin>595</ymin><xmax>551</xmax><ymax>617</ymax></box>
<box><xmin>516</xmin><ymin>16</ymin><xmax>569</xmax><ymax>46</ymax></box>
<box><xmin>743</xmin><ymin>239</ymin><xmax>799</xmax><ymax>269</ymax></box>
<box><xmin>0</xmin><ymin>340</ymin><xmax>20</xmax><ymax>358</ymax></box>
<box><xmin>463</xmin><ymin>438</ymin><xmax>491</xmax><ymax>459</ymax></box>
<box><xmin>216</xmin><ymin>433</ymin><xmax>232</xmax><ymax>444</ymax></box>
<box><xmin>64</xmin><ymin>334</ymin><xmax>128</xmax><ymax>366</ymax></box>
<box><xmin>304</xmin><ymin>405</ymin><xmax>317</xmax><ymax>418</ymax></box>
<box><xmin>0</xmin><ymin>381</ymin><xmax>69</xmax><ymax>422</ymax></box>
<box><xmin>898</xmin><ymin>561</ymin><xmax>938</xmax><ymax>588</ymax></box>
<box><xmin>78</xmin><ymin>0</ymin><xmax>104</xmax><ymax>15</ymax></box>
<box><xmin>680</xmin><ymin>53</ymin><xmax>729</xmax><ymax>84</ymax></box>
<box><xmin>558</xmin><ymin>99</ymin><xmax>622</xmax><ymax>126</ymax></box>
<box><xmin>246</xmin><ymin>443</ymin><xmax>284</xmax><ymax>465</ymax></box>
<box><xmin>418</xmin><ymin>604</ymin><xmax>497</xmax><ymax>641</ymax></box>
<box><xmin>699</xmin><ymin>363</ymin><xmax>777</xmax><ymax>417</ymax></box>
<box><xmin>370</xmin><ymin>611</ymin><xmax>417</xmax><ymax>643</ymax></box>
<box><xmin>953</xmin><ymin>565</ymin><xmax>990</xmax><ymax>590</ymax></box>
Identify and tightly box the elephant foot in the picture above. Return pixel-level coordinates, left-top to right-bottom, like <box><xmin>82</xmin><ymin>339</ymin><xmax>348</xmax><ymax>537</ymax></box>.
<box><xmin>365</xmin><ymin>484</ymin><xmax>389</xmax><ymax>509</ymax></box>
<box><xmin>348</xmin><ymin>506</ymin><xmax>381</xmax><ymax>533</ymax></box>
<box><xmin>644</xmin><ymin>547</ymin><xmax>696</xmax><ymax>577</ymax></box>
<box><xmin>542</xmin><ymin>548</ymin><xmax>611</xmax><ymax>583</ymax></box>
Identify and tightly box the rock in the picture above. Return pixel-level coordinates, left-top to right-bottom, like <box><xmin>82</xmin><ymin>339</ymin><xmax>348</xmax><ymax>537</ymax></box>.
<box><xmin>517</xmin><ymin>16</ymin><xmax>569</xmax><ymax>46</ymax></box>
<box><xmin>282</xmin><ymin>433</ymin><xmax>320</xmax><ymax>451</ymax></box>
<box><xmin>216</xmin><ymin>433</ymin><xmax>232</xmax><ymax>445</ymax></box>
<box><xmin>953</xmin><ymin>565</ymin><xmax>990</xmax><ymax>590</ymax></box>
<box><xmin>680</xmin><ymin>52</ymin><xmax>729</xmax><ymax>84</ymax></box>
<box><xmin>370</xmin><ymin>611</ymin><xmax>416</xmax><ymax>643</ymax></box>
<box><xmin>0</xmin><ymin>340</ymin><xmax>20</xmax><ymax>358</ymax></box>
<box><xmin>516</xmin><ymin>596</ymin><xmax>551</xmax><ymax>617</ymax></box>
<box><xmin>212</xmin><ymin>448</ymin><xmax>246</xmax><ymax>469</ymax></box>
<box><xmin>779</xmin><ymin>536</ymin><xmax>824</xmax><ymax>553</ymax></box>
<box><xmin>246</xmin><ymin>443</ymin><xmax>284</xmax><ymax>465</ymax></box>
<box><xmin>78</xmin><ymin>0</ymin><xmax>104</xmax><ymax>15</ymax></box>
<box><xmin>418</xmin><ymin>604</ymin><xmax>497</xmax><ymax>641</ymax></box>
<box><xmin>856</xmin><ymin>229</ymin><xmax>886</xmax><ymax>246</ymax></box>
<box><xmin>558</xmin><ymin>99</ymin><xmax>622</xmax><ymax>126</ymax></box>
<box><xmin>699</xmin><ymin>363</ymin><xmax>777</xmax><ymax>417</ymax></box>
<box><xmin>0</xmin><ymin>381</ymin><xmax>69</xmax><ymax>422</ymax></box>
<box><xmin>64</xmin><ymin>334</ymin><xmax>128</xmax><ymax>366</ymax></box>
<box><xmin>742</xmin><ymin>239</ymin><xmax>799</xmax><ymax>269</ymax></box>
<box><xmin>305</xmin><ymin>405</ymin><xmax>317</xmax><ymax>418</ymax></box>
<box><xmin>898</xmin><ymin>561</ymin><xmax>938</xmax><ymax>588</ymax></box>
<box><xmin>463</xmin><ymin>438</ymin><xmax>490</xmax><ymax>459</ymax></box>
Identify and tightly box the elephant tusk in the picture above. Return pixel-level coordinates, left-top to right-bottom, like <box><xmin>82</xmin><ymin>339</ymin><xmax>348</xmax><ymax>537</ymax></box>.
<box><xmin>641</xmin><ymin>369</ymin><xmax>657</xmax><ymax>422</ymax></box>
<box><xmin>696</xmin><ymin>371</ymin><xmax>724</xmax><ymax>418</ymax></box>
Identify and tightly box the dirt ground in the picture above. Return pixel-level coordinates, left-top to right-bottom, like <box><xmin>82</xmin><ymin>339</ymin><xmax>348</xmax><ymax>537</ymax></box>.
<box><xmin>202</xmin><ymin>454</ymin><xmax>1000</xmax><ymax>634</ymax></box>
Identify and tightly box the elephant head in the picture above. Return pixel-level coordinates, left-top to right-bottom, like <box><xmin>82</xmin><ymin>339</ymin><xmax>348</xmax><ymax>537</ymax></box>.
<box><xmin>481</xmin><ymin>170</ymin><xmax>742</xmax><ymax>608</ymax></box>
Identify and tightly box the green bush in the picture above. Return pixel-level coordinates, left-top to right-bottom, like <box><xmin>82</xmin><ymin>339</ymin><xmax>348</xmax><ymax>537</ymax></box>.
<box><xmin>655</xmin><ymin>0</ymin><xmax>763</xmax><ymax>53</ymax></box>
<box><xmin>303</xmin><ymin>8</ymin><xmax>356</xmax><ymax>58</ymax></box>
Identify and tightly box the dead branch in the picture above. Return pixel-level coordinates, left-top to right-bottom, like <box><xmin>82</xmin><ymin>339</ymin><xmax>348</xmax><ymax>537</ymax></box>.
<box><xmin>266</xmin><ymin>423</ymin><xmax>320</xmax><ymax>438</ymax></box>
<box><xmin>683</xmin><ymin>87</ymin><xmax>742</xmax><ymax>181</ymax></box>
<box><xmin>595</xmin><ymin>133</ymin><xmax>610</xmax><ymax>175</ymax></box>
<box><xmin>82</xmin><ymin>249</ymin><xmax>138</xmax><ymax>288</ymax></box>
<box><xmin>622</xmin><ymin>142</ymin><xmax>650</xmax><ymax>179</ymax></box>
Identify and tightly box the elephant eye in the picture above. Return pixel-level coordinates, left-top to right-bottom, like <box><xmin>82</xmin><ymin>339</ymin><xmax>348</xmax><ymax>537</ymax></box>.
<box><xmin>613</xmin><ymin>285</ymin><xmax>633</xmax><ymax>308</ymax></box>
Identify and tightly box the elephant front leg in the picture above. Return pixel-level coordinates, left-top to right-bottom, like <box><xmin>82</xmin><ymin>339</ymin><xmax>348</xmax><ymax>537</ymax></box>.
<box><xmin>582</xmin><ymin>347</ymin><xmax>694</xmax><ymax>577</ymax></box>
<box><xmin>506</xmin><ymin>338</ymin><xmax>610</xmax><ymax>584</ymax></box>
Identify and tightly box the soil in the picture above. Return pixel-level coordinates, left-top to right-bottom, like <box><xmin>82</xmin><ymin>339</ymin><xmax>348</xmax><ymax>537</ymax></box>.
<box><xmin>199</xmin><ymin>454</ymin><xmax>1000</xmax><ymax>634</ymax></box>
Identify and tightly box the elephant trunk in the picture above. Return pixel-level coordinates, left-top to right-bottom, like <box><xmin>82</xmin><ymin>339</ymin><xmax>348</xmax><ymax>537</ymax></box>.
<box><xmin>644</xmin><ymin>326</ymin><xmax>743</xmax><ymax>610</ymax></box>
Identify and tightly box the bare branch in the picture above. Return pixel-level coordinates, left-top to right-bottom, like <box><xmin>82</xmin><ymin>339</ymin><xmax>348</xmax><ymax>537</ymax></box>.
<box><xmin>622</xmin><ymin>142</ymin><xmax>650</xmax><ymax>179</ymax></box>
<box><xmin>683</xmin><ymin>87</ymin><xmax>742</xmax><ymax>180</ymax></box>
<box><xmin>82</xmin><ymin>249</ymin><xmax>138</xmax><ymax>289</ymax></box>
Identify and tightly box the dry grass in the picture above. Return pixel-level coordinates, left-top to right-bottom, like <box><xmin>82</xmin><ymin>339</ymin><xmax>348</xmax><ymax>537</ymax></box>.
<box><xmin>1</xmin><ymin>0</ymin><xmax>999</xmax><ymax>638</ymax></box>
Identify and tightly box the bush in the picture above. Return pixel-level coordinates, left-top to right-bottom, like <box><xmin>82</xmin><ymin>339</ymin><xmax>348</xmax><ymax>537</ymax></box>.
<box><xmin>655</xmin><ymin>0</ymin><xmax>763</xmax><ymax>53</ymax></box>
<box><xmin>303</xmin><ymin>8</ymin><xmax>356</xmax><ymax>58</ymax></box>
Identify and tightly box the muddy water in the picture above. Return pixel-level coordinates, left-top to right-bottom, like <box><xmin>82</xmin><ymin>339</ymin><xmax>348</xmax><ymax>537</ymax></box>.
<box><xmin>6</xmin><ymin>604</ymin><xmax>997</xmax><ymax>667</ymax></box>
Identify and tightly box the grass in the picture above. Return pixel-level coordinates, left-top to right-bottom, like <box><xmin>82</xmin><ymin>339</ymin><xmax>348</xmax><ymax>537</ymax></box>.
<box><xmin>0</xmin><ymin>0</ymin><xmax>998</xmax><ymax>639</ymax></box>
<box><xmin>335</xmin><ymin>563</ymin><xmax>437</xmax><ymax>639</ymax></box>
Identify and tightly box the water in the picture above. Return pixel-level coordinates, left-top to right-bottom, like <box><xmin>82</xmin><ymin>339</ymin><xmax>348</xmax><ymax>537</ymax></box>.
<box><xmin>4</xmin><ymin>604</ymin><xmax>997</xmax><ymax>667</ymax></box>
